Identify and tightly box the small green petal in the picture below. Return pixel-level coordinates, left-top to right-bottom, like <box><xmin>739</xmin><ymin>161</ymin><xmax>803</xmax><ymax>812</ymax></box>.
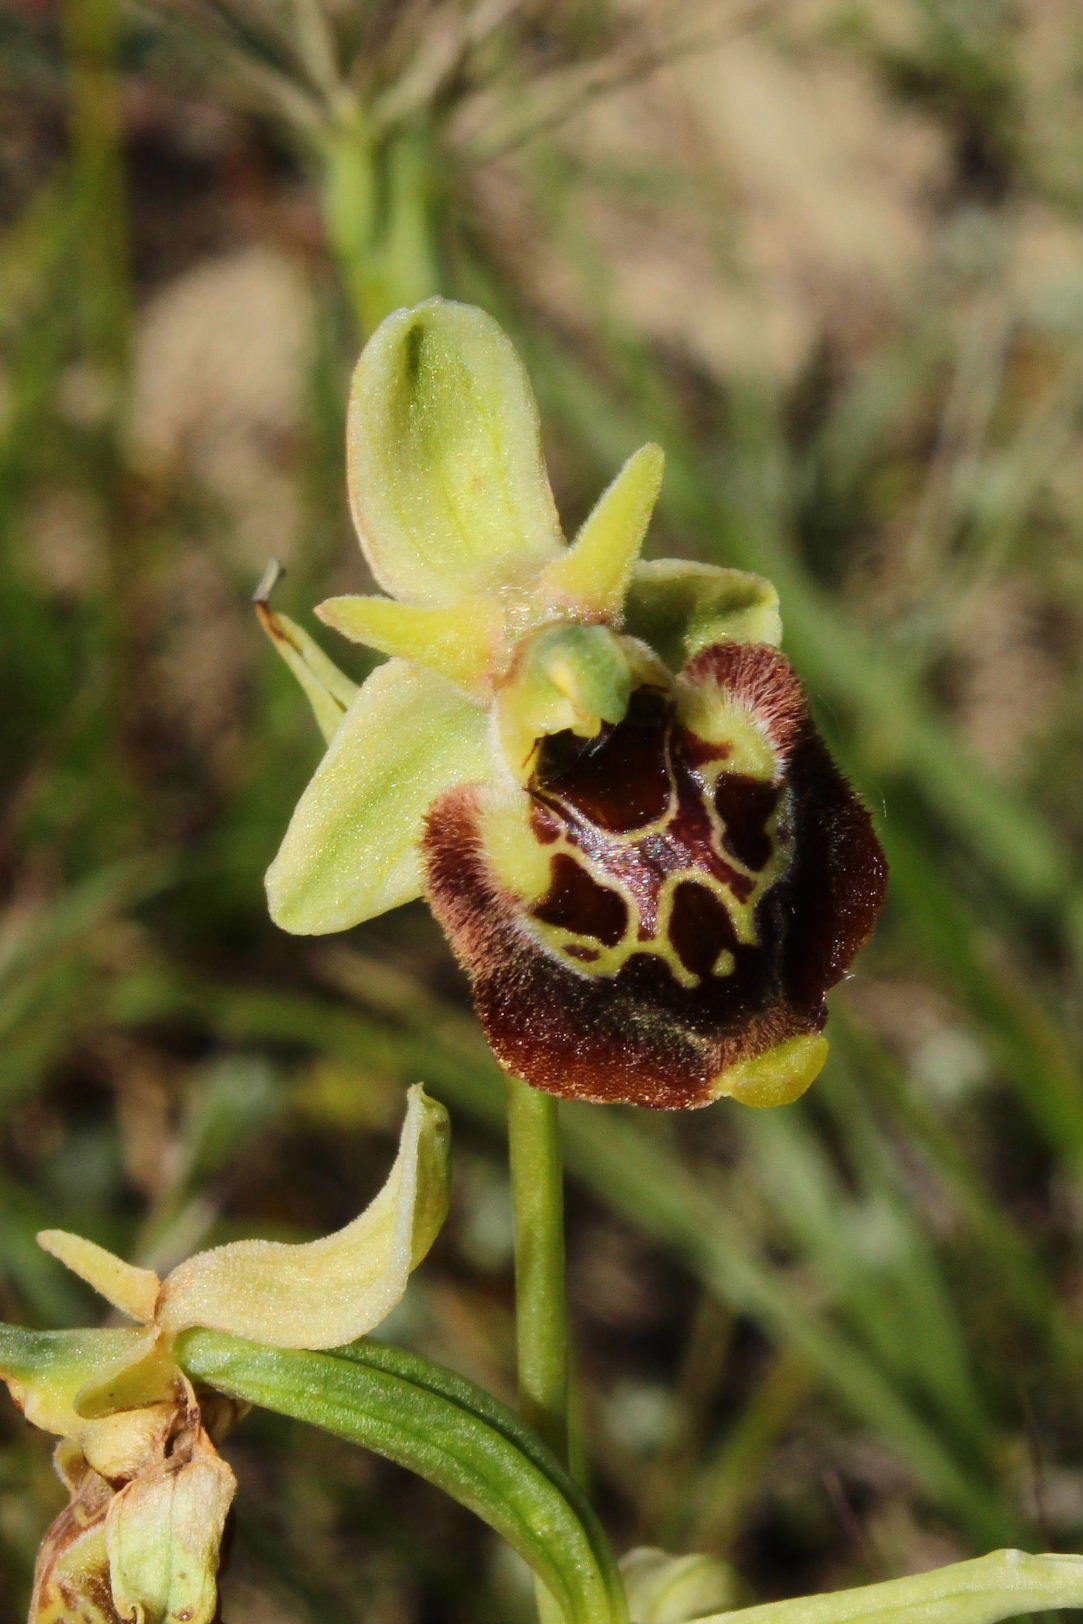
<box><xmin>266</xmin><ymin>656</ymin><xmax>492</xmax><ymax>934</ymax></box>
<box><xmin>316</xmin><ymin>592</ymin><xmax>504</xmax><ymax>700</ymax></box>
<box><xmin>346</xmin><ymin>298</ymin><xmax>564</xmax><ymax>605</ymax></box>
<box><xmin>158</xmin><ymin>1085</ymin><xmax>450</xmax><ymax>1347</ymax></box>
<box><xmin>538</xmin><ymin>442</ymin><xmax>664</xmax><ymax>622</ymax></box>
<box><xmin>624</xmin><ymin>560</ymin><xmax>782</xmax><ymax>672</ymax></box>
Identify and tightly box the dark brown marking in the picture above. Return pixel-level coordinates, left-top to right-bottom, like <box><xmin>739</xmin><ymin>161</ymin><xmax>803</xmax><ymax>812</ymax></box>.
<box><xmin>535</xmin><ymin>688</ymin><xmax>671</xmax><ymax>831</ymax></box>
<box><xmin>713</xmin><ymin>773</ymin><xmax>779</xmax><ymax>871</ymax></box>
<box><xmin>666</xmin><ymin>794</ymin><xmax>756</xmax><ymax>903</ymax></box>
<box><xmin>669</xmin><ymin>881</ymin><xmax>740</xmax><ymax>980</ymax></box>
<box><xmin>680</xmin><ymin>733</ymin><xmax>732</xmax><ymax>769</ymax></box>
<box><xmin>533</xmin><ymin>853</ymin><xmax>628</xmax><ymax>947</ymax></box>
<box><xmin>565</xmin><ymin>943</ymin><xmax>600</xmax><ymax>963</ymax></box>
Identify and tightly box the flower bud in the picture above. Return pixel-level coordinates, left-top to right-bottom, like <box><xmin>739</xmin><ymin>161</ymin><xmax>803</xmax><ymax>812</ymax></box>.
<box><xmin>620</xmin><ymin>1545</ymin><xmax>737</xmax><ymax>1622</ymax></box>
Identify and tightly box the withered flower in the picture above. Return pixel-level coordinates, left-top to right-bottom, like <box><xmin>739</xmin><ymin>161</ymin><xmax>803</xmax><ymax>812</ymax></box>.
<box><xmin>263</xmin><ymin>299</ymin><xmax>886</xmax><ymax>1109</ymax></box>
<box><xmin>1</xmin><ymin>1086</ymin><xmax>448</xmax><ymax>1623</ymax></box>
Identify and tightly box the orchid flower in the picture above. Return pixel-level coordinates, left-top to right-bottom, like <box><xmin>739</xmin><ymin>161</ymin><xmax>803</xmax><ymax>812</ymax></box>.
<box><xmin>262</xmin><ymin>298</ymin><xmax>886</xmax><ymax>1109</ymax></box>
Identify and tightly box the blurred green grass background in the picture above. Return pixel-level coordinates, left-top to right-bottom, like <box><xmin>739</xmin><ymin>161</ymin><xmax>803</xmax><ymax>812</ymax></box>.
<box><xmin>0</xmin><ymin>2</ymin><xmax>1079</xmax><ymax>1620</ymax></box>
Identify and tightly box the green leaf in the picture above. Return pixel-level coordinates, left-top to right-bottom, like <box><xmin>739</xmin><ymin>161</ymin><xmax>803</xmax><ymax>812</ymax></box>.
<box><xmin>265</xmin><ymin>657</ymin><xmax>492</xmax><ymax>933</ymax></box>
<box><xmin>693</xmin><ymin>1550</ymin><xmax>1083</xmax><ymax>1624</ymax></box>
<box><xmin>346</xmin><ymin>298</ymin><xmax>564</xmax><ymax>605</ymax></box>
<box><xmin>623</xmin><ymin>561</ymin><xmax>781</xmax><ymax>672</ymax></box>
<box><xmin>177</xmin><ymin>1330</ymin><xmax>629</xmax><ymax>1624</ymax></box>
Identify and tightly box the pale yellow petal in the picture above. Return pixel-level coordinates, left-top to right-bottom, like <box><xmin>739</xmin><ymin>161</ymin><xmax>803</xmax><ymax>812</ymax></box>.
<box><xmin>158</xmin><ymin>1085</ymin><xmax>450</xmax><ymax>1347</ymax></box>
<box><xmin>316</xmin><ymin>592</ymin><xmax>505</xmax><ymax>699</ymax></box>
<box><xmin>37</xmin><ymin>1231</ymin><xmax>160</xmax><ymax>1323</ymax></box>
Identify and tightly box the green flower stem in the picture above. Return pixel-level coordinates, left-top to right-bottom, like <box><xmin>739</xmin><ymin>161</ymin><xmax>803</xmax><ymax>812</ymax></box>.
<box><xmin>318</xmin><ymin>102</ymin><xmax>441</xmax><ymax>337</ymax></box>
<box><xmin>505</xmin><ymin>1073</ymin><xmax>570</xmax><ymax>1470</ymax></box>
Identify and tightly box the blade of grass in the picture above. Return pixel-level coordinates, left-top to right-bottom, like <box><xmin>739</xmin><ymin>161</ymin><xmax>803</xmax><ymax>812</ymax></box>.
<box><xmin>178</xmin><ymin>1330</ymin><xmax>629</xmax><ymax>1624</ymax></box>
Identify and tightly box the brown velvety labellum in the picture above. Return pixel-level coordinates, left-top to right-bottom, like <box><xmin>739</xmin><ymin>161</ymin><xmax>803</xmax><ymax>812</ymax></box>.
<box><xmin>423</xmin><ymin>643</ymin><xmax>887</xmax><ymax>1108</ymax></box>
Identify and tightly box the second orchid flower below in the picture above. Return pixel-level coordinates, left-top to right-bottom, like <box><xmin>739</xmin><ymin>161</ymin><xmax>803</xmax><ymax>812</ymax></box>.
<box><xmin>262</xmin><ymin>298</ymin><xmax>887</xmax><ymax>1110</ymax></box>
<box><xmin>0</xmin><ymin>1086</ymin><xmax>449</xmax><ymax>1624</ymax></box>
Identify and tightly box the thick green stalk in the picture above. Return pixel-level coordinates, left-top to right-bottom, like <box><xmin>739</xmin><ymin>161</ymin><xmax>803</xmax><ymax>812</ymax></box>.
<box><xmin>505</xmin><ymin>1073</ymin><xmax>570</xmax><ymax>1469</ymax></box>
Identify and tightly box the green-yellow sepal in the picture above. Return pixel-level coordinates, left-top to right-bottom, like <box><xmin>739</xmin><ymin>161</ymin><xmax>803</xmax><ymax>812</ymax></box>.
<box><xmin>347</xmin><ymin>298</ymin><xmax>564</xmax><ymax>604</ymax></box>
<box><xmin>265</xmin><ymin>658</ymin><xmax>492</xmax><ymax>933</ymax></box>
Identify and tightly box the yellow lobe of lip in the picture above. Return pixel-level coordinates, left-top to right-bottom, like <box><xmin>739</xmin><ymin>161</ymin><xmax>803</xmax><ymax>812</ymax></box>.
<box><xmin>714</xmin><ymin>1033</ymin><xmax>829</xmax><ymax>1108</ymax></box>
